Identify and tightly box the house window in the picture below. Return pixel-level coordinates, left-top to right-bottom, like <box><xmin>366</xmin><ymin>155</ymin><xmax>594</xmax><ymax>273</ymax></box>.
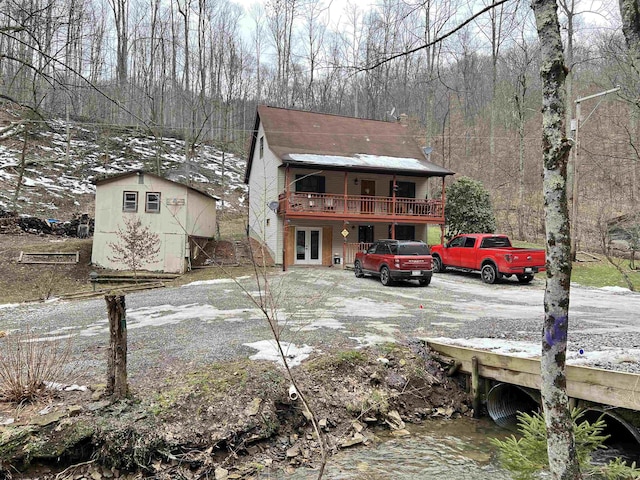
<box><xmin>123</xmin><ymin>191</ymin><xmax>138</xmax><ymax>212</ymax></box>
<box><xmin>389</xmin><ymin>225</ymin><xmax>415</xmax><ymax>240</ymax></box>
<box><xmin>259</xmin><ymin>136</ymin><xmax>264</xmax><ymax>158</ymax></box>
<box><xmin>390</xmin><ymin>181</ymin><xmax>416</xmax><ymax>198</ymax></box>
<box><xmin>295</xmin><ymin>174</ymin><xmax>326</xmax><ymax>193</ymax></box>
<box><xmin>146</xmin><ymin>192</ymin><xmax>161</xmax><ymax>213</ymax></box>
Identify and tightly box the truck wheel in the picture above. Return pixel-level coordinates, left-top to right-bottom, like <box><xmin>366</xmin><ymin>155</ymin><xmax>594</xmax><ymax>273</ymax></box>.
<box><xmin>481</xmin><ymin>264</ymin><xmax>498</xmax><ymax>284</ymax></box>
<box><xmin>433</xmin><ymin>256</ymin><xmax>446</xmax><ymax>273</ymax></box>
<box><xmin>419</xmin><ymin>276</ymin><xmax>431</xmax><ymax>287</ymax></box>
<box><xmin>354</xmin><ymin>260</ymin><xmax>364</xmax><ymax>278</ymax></box>
<box><xmin>517</xmin><ymin>274</ymin><xmax>534</xmax><ymax>284</ymax></box>
<box><xmin>380</xmin><ymin>266</ymin><xmax>393</xmax><ymax>286</ymax></box>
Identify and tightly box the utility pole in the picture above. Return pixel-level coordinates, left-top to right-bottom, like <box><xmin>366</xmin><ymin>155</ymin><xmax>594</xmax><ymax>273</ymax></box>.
<box><xmin>570</xmin><ymin>86</ymin><xmax>620</xmax><ymax>260</ymax></box>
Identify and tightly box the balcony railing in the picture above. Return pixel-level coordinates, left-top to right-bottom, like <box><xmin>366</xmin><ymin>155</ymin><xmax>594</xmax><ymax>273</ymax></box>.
<box><xmin>279</xmin><ymin>192</ymin><xmax>443</xmax><ymax>220</ymax></box>
<box><xmin>344</xmin><ymin>242</ymin><xmax>372</xmax><ymax>267</ymax></box>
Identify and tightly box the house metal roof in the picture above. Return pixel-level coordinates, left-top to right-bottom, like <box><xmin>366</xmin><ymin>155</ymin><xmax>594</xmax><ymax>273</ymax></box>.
<box><xmin>244</xmin><ymin>106</ymin><xmax>454</xmax><ymax>182</ymax></box>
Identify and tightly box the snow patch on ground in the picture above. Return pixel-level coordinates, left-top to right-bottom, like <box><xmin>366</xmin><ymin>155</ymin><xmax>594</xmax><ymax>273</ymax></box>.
<box><xmin>600</xmin><ymin>286</ymin><xmax>632</xmax><ymax>293</ymax></box>
<box><xmin>73</xmin><ymin>304</ymin><xmax>264</xmax><ymax>337</ymax></box>
<box><xmin>0</xmin><ymin>303</ymin><xmax>20</xmax><ymax>310</ymax></box>
<box><xmin>244</xmin><ymin>339</ymin><xmax>313</xmax><ymax>367</ymax></box>
<box><xmin>331</xmin><ymin>297</ymin><xmax>413</xmax><ymax>319</ymax></box>
<box><xmin>296</xmin><ymin>318</ymin><xmax>345</xmax><ymax>331</ymax></box>
<box><xmin>349</xmin><ymin>333</ymin><xmax>397</xmax><ymax>348</ymax></box>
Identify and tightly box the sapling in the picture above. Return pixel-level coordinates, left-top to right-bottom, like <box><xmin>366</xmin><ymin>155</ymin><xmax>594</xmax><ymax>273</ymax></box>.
<box><xmin>107</xmin><ymin>216</ymin><xmax>160</xmax><ymax>280</ymax></box>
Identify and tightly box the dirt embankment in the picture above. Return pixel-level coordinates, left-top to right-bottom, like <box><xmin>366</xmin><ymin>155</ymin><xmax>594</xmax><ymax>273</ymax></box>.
<box><xmin>0</xmin><ymin>342</ymin><xmax>471</xmax><ymax>479</ymax></box>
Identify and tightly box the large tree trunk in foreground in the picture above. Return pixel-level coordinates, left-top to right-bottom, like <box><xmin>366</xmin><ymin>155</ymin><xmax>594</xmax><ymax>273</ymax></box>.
<box><xmin>531</xmin><ymin>0</ymin><xmax>582</xmax><ymax>479</ymax></box>
<box><xmin>106</xmin><ymin>294</ymin><xmax>128</xmax><ymax>400</ymax></box>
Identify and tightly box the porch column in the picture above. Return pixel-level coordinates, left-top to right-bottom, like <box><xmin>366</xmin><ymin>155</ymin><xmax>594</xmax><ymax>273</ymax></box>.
<box><xmin>343</xmin><ymin>171</ymin><xmax>348</xmax><ymax>214</ymax></box>
<box><xmin>391</xmin><ymin>174</ymin><xmax>397</xmax><ymax>239</ymax></box>
<box><xmin>342</xmin><ymin>221</ymin><xmax>347</xmax><ymax>270</ymax></box>
<box><xmin>283</xmin><ymin>165</ymin><xmax>290</xmax><ymax>271</ymax></box>
<box><xmin>440</xmin><ymin>177</ymin><xmax>446</xmax><ymax>244</ymax></box>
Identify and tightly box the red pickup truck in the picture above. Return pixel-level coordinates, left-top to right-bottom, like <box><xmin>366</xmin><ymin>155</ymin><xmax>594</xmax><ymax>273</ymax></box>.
<box><xmin>430</xmin><ymin>234</ymin><xmax>546</xmax><ymax>284</ymax></box>
<box><xmin>354</xmin><ymin>239</ymin><xmax>433</xmax><ymax>286</ymax></box>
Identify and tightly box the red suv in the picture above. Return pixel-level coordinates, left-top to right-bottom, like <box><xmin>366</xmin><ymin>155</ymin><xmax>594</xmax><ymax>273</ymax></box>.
<box><xmin>354</xmin><ymin>239</ymin><xmax>433</xmax><ymax>286</ymax></box>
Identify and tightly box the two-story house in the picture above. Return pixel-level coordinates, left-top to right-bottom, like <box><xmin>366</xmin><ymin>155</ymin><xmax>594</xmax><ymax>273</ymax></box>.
<box><xmin>92</xmin><ymin>170</ymin><xmax>218</xmax><ymax>273</ymax></box>
<box><xmin>244</xmin><ymin>106</ymin><xmax>454</xmax><ymax>269</ymax></box>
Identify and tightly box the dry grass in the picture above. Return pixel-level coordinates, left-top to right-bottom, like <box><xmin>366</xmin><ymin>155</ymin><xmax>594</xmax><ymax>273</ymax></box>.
<box><xmin>0</xmin><ymin>329</ymin><xmax>76</xmax><ymax>403</ymax></box>
<box><xmin>0</xmin><ymin>236</ymin><xmax>95</xmax><ymax>303</ymax></box>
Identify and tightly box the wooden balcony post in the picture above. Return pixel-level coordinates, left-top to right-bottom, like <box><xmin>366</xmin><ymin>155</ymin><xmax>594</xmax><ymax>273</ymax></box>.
<box><xmin>440</xmin><ymin>177</ymin><xmax>446</xmax><ymax>244</ymax></box>
<box><xmin>283</xmin><ymin>165</ymin><xmax>290</xmax><ymax>271</ymax></box>
<box><xmin>391</xmin><ymin>174</ymin><xmax>397</xmax><ymax>239</ymax></box>
<box><xmin>343</xmin><ymin>171</ymin><xmax>348</xmax><ymax>214</ymax></box>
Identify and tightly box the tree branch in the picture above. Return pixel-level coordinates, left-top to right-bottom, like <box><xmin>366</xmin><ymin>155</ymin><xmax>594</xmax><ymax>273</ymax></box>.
<box><xmin>358</xmin><ymin>0</ymin><xmax>511</xmax><ymax>72</ymax></box>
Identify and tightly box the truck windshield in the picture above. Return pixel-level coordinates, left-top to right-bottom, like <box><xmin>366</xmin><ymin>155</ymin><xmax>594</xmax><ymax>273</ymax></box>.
<box><xmin>480</xmin><ymin>237</ymin><xmax>512</xmax><ymax>248</ymax></box>
<box><xmin>398</xmin><ymin>244</ymin><xmax>430</xmax><ymax>255</ymax></box>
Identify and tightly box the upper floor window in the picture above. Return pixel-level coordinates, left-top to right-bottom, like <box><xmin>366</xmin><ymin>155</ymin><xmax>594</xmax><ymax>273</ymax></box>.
<box><xmin>259</xmin><ymin>136</ymin><xmax>264</xmax><ymax>158</ymax></box>
<box><xmin>123</xmin><ymin>191</ymin><xmax>138</xmax><ymax>212</ymax></box>
<box><xmin>390</xmin><ymin>181</ymin><xmax>416</xmax><ymax>198</ymax></box>
<box><xmin>146</xmin><ymin>192</ymin><xmax>161</xmax><ymax>213</ymax></box>
<box><xmin>295</xmin><ymin>174</ymin><xmax>326</xmax><ymax>193</ymax></box>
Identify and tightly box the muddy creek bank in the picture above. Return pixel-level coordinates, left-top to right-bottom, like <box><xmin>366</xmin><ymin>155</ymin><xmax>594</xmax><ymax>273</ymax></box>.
<box><xmin>1</xmin><ymin>342</ymin><xmax>475</xmax><ymax>479</ymax></box>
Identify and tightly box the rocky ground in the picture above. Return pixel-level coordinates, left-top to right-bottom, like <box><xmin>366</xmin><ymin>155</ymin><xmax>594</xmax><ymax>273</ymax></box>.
<box><xmin>0</xmin><ymin>342</ymin><xmax>471</xmax><ymax>480</ymax></box>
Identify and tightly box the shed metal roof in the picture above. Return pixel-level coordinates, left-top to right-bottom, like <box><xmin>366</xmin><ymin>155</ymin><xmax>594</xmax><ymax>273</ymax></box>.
<box><xmin>94</xmin><ymin>170</ymin><xmax>220</xmax><ymax>201</ymax></box>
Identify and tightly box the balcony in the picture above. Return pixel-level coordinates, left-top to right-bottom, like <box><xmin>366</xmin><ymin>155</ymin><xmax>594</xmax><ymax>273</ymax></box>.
<box><xmin>278</xmin><ymin>192</ymin><xmax>444</xmax><ymax>222</ymax></box>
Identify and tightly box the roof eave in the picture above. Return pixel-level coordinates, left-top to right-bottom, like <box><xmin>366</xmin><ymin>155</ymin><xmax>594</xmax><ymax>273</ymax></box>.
<box><xmin>278</xmin><ymin>161</ymin><xmax>453</xmax><ymax>178</ymax></box>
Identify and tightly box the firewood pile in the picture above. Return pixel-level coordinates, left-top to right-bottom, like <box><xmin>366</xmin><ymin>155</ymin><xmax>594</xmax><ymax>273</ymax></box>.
<box><xmin>0</xmin><ymin>209</ymin><xmax>94</xmax><ymax>237</ymax></box>
<box><xmin>0</xmin><ymin>210</ymin><xmax>20</xmax><ymax>234</ymax></box>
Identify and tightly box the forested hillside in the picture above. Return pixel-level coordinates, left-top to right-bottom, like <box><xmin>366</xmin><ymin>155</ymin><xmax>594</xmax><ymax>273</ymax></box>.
<box><xmin>0</xmin><ymin>0</ymin><xmax>637</xmax><ymax>250</ymax></box>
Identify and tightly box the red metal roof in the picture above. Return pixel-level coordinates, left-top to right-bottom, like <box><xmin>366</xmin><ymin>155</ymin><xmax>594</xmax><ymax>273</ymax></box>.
<box><xmin>245</xmin><ymin>106</ymin><xmax>454</xmax><ymax>182</ymax></box>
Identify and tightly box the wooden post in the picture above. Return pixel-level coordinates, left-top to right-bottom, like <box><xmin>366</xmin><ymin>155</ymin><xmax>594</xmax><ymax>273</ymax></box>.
<box><xmin>105</xmin><ymin>294</ymin><xmax>128</xmax><ymax>399</ymax></box>
<box><xmin>471</xmin><ymin>356</ymin><xmax>480</xmax><ymax>418</ymax></box>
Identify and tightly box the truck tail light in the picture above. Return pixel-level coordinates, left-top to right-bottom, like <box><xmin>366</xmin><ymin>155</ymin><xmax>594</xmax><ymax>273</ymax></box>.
<box><xmin>394</xmin><ymin>259</ymin><xmax>400</xmax><ymax>268</ymax></box>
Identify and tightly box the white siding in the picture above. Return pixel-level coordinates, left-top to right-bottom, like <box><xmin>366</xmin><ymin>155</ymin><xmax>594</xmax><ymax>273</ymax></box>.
<box><xmin>92</xmin><ymin>173</ymin><xmax>216</xmax><ymax>273</ymax></box>
<box><xmin>248</xmin><ymin>123</ymin><xmax>281</xmax><ymax>263</ymax></box>
<box><xmin>185</xmin><ymin>190</ymin><xmax>217</xmax><ymax>237</ymax></box>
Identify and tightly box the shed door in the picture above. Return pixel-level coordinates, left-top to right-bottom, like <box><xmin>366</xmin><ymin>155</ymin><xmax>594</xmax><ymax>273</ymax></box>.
<box><xmin>163</xmin><ymin>233</ymin><xmax>186</xmax><ymax>273</ymax></box>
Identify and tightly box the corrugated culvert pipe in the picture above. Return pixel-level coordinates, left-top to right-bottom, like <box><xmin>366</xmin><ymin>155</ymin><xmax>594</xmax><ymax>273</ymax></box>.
<box><xmin>486</xmin><ymin>383</ymin><xmax>540</xmax><ymax>429</ymax></box>
<box><xmin>487</xmin><ymin>385</ymin><xmax>640</xmax><ymax>452</ymax></box>
<box><xmin>581</xmin><ymin>407</ymin><xmax>640</xmax><ymax>448</ymax></box>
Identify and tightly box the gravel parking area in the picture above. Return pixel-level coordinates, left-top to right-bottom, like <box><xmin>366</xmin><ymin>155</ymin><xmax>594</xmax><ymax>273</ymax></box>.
<box><xmin>1</xmin><ymin>267</ymin><xmax>640</xmax><ymax>382</ymax></box>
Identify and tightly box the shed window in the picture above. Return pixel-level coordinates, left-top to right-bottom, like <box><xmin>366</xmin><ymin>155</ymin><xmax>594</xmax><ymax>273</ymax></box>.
<box><xmin>123</xmin><ymin>191</ymin><xmax>138</xmax><ymax>212</ymax></box>
<box><xmin>146</xmin><ymin>192</ymin><xmax>161</xmax><ymax>213</ymax></box>
<box><xmin>259</xmin><ymin>136</ymin><xmax>264</xmax><ymax>158</ymax></box>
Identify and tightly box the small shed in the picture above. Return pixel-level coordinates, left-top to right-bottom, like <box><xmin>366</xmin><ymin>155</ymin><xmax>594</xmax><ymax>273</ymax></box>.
<box><xmin>92</xmin><ymin>171</ymin><xmax>218</xmax><ymax>273</ymax></box>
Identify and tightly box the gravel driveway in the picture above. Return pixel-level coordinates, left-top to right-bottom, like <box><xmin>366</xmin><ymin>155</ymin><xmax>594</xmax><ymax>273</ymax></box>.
<box><xmin>1</xmin><ymin>268</ymin><xmax>640</xmax><ymax>382</ymax></box>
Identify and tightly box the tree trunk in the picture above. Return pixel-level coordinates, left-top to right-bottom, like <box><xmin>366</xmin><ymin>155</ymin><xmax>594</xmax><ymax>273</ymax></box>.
<box><xmin>531</xmin><ymin>0</ymin><xmax>582</xmax><ymax>479</ymax></box>
<box><xmin>105</xmin><ymin>294</ymin><xmax>128</xmax><ymax>400</ymax></box>
<box><xmin>618</xmin><ymin>0</ymin><xmax>640</xmax><ymax>208</ymax></box>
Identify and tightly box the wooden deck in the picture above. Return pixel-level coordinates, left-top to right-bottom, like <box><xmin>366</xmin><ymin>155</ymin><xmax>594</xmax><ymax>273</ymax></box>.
<box><xmin>279</xmin><ymin>192</ymin><xmax>444</xmax><ymax>222</ymax></box>
<box><xmin>427</xmin><ymin>340</ymin><xmax>640</xmax><ymax>411</ymax></box>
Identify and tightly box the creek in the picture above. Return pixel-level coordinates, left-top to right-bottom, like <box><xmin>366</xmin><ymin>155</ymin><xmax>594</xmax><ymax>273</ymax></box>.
<box><xmin>277</xmin><ymin>417</ymin><xmax>513</xmax><ymax>479</ymax></box>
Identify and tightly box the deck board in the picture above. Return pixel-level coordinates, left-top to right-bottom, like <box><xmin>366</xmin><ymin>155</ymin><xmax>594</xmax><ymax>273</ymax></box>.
<box><xmin>427</xmin><ymin>340</ymin><xmax>640</xmax><ymax>410</ymax></box>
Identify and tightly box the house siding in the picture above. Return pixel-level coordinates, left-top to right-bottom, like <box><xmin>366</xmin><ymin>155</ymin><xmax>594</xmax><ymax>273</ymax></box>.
<box><xmin>248</xmin><ymin>123</ymin><xmax>281</xmax><ymax>263</ymax></box>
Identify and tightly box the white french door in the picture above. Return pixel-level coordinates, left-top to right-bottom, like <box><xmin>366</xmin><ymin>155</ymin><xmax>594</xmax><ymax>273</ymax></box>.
<box><xmin>295</xmin><ymin>228</ymin><xmax>322</xmax><ymax>265</ymax></box>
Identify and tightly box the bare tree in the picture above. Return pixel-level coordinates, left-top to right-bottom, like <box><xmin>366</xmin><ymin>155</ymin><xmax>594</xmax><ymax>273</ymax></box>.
<box><xmin>107</xmin><ymin>216</ymin><xmax>161</xmax><ymax>279</ymax></box>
